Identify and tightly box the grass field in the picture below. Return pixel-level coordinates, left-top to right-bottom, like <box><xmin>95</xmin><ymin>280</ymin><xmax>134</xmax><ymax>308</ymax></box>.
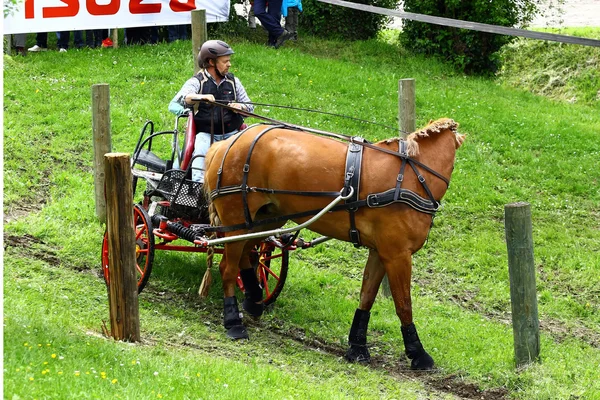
<box><xmin>3</xmin><ymin>30</ymin><xmax>600</xmax><ymax>399</ymax></box>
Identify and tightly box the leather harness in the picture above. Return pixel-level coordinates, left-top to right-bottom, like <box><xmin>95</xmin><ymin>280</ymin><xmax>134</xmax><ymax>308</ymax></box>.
<box><xmin>207</xmin><ymin>125</ymin><xmax>447</xmax><ymax>245</ymax></box>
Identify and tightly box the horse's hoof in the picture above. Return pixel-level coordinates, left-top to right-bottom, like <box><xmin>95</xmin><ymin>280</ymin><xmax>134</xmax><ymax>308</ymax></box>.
<box><xmin>410</xmin><ymin>351</ymin><xmax>434</xmax><ymax>370</ymax></box>
<box><xmin>226</xmin><ymin>324</ymin><xmax>249</xmax><ymax>340</ymax></box>
<box><xmin>344</xmin><ymin>345</ymin><xmax>371</xmax><ymax>364</ymax></box>
<box><xmin>243</xmin><ymin>298</ymin><xmax>264</xmax><ymax>318</ymax></box>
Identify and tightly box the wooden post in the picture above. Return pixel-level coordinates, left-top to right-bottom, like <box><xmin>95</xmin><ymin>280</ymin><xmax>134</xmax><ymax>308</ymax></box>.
<box><xmin>92</xmin><ymin>84</ymin><xmax>112</xmax><ymax>224</ymax></box>
<box><xmin>5</xmin><ymin>35</ymin><xmax>12</xmax><ymax>55</ymax></box>
<box><xmin>104</xmin><ymin>153</ymin><xmax>140</xmax><ymax>342</ymax></box>
<box><xmin>191</xmin><ymin>9</ymin><xmax>207</xmax><ymax>74</ymax></box>
<box><xmin>505</xmin><ymin>202</ymin><xmax>540</xmax><ymax>367</ymax></box>
<box><xmin>398</xmin><ymin>78</ymin><xmax>416</xmax><ymax>138</ymax></box>
<box><xmin>380</xmin><ymin>78</ymin><xmax>417</xmax><ymax>298</ymax></box>
<box><xmin>112</xmin><ymin>28</ymin><xmax>119</xmax><ymax>48</ymax></box>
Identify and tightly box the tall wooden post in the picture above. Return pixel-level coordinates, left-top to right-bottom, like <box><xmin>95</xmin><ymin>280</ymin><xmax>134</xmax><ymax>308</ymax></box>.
<box><xmin>399</xmin><ymin>78</ymin><xmax>416</xmax><ymax>138</ymax></box>
<box><xmin>380</xmin><ymin>78</ymin><xmax>417</xmax><ymax>298</ymax></box>
<box><xmin>5</xmin><ymin>35</ymin><xmax>12</xmax><ymax>55</ymax></box>
<box><xmin>191</xmin><ymin>9</ymin><xmax>207</xmax><ymax>74</ymax></box>
<box><xmin>505</xmin><ymin>202</ymin><xmax>540</xmax><ymax>367</ymax></box>
<box><xmin>92</xmin><ymin>84</ymin><xmax>112</xmax><ymax>224</ymax></box>
<box><xmin>111</xmin><ymin>28</ymin><xmax>119</xmax><ymax>49</ymax></box>
<box><xmin>104</xmin><ymin>153</ymin><xmax>140</xmax><ymax>342</ymax></box>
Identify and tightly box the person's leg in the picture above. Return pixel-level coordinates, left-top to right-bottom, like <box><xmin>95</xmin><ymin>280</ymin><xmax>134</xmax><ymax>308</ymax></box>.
<box><xmin>191</xmin><ymin>133</ymin><xmax>211</xmax><ymax>182</ymax></box>
<box><xmin>292</xmin><ymin>7</ymin><xmax>299</xmax><ymax>40</ymax></box>
<box><xmin>29</xmin><ymin>32</ymin><xmax>48</xmax><ymax>51</ymax></box>
<box><xmin>253</xmin><ymin>0</ymin><xmax>285</xmax><ymax>40</ymax></box>
<box><xmin>57</xmin><ymin>31</ymin><xmax>70</xmax><ymax>50</ymax></box>
<box><xmin>13</xmin><ymin>34</ymin><xmax>26</xmax><ymax>55</ymax></box>
<box><xmin>37</xmin><ymin>32</ymin><xmax>48</xmax><ymax>47</ymax></box>
<box><xmin>167</xmin><ymin>25</ymin><xmax>177</xmax><ymax>42</ymax></box>
<box><xmin>74</xmin><ymin>31</ymin><xmax>84</xmax><ymax>48</ymax></box>
<box><xmin>85</xmin><ymin>30</ymin><xmax>95</xmax><ymax>47</ymax></box>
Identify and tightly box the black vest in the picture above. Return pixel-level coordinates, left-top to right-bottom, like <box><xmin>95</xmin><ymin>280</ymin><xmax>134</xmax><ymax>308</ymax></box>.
<box><xmin>193</xmin><ymin>71</ymin><xmax>244</xmax><ymax>135</ymax></box>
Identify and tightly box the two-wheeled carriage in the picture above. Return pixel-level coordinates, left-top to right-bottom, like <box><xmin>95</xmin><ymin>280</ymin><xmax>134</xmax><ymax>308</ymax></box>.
<box><xmin>100</xmin><ymin>112</ymin><xmax>334</xmax><ymax>305</ymax></box>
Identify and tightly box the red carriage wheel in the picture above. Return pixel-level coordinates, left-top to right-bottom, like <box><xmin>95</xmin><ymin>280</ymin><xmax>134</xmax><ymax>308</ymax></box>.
<box><xmin>101</xmin><ymin>204</ymin><xmax>155</xmax><ymax>294</ymax></box>
<box><xmin>237</xmin><ymin>241</ymin><xmax>289</xmax><ymax>306</ymax></box>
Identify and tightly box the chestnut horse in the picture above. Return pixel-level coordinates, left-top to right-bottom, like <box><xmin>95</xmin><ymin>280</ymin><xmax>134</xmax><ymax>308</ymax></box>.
<box><xmin>203</xmin><ymin>118</ymin><xmax>464</xmax><ymax>370</ymax></box>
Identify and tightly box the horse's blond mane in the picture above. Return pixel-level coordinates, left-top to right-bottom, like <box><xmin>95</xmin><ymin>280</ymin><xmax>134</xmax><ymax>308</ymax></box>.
<box><xmin>379</xmin><ymin>118</ymin><xmax>462</xmax><ymax>156</ymax></box>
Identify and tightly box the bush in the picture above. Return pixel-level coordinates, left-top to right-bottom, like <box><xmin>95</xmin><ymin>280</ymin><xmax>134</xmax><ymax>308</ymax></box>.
<box><xmin>300</xmin><ymin>0</ymin><xmax>399</xmax><ymax>40</ymax></box>
<box><xmin>401</xmin><ymin>0</ymin><xmax>542</xmax><ymax>74</ymax></box>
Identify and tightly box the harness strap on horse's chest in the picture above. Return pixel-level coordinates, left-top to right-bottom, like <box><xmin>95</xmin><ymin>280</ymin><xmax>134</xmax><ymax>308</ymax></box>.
<box><xmin>344</xmin><ymin>137</ymin><xmax>366</xmax><ymax>248</ymax></box>
<box><xmin>240</xmin><ymin>125</ymin><xmax>286</xmax><ymax>229</ymax></box>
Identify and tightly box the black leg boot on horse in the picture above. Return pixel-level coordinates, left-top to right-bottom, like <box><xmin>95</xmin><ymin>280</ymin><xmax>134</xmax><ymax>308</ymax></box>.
<box><xmin>345</xmin><ymin>309</ymin><xmax>371</xmax><ymax>363</ymax></box>
<box><xmin>239</xmin><ymin>267</ymin><xmax>265</xmax><ymax>318</ymax></box>
<box><xmin>401</xmin><ymin>323</ymin><xmax>434</xmax><ymax>370</ymax></box>
<box><xmin>223</xmin><ymin>296</ymin><xmax>248</xmax><ymax>340</ymax></box>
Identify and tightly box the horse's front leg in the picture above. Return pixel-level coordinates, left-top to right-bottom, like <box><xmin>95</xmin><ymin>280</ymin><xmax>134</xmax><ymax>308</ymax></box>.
<box><xmin>345</xmin><ymin>249</ymin><xmax>386</xmax><ymax>364</ymax></box>
<box><xmin>383</xmin><ymin>250</ymin><xmax>434</xmax><ymax>370</ymax></box>
<box><xmin>220</xmin><ymin>241</ymin><xmax>250</xmax><ymax>340</ymax></box>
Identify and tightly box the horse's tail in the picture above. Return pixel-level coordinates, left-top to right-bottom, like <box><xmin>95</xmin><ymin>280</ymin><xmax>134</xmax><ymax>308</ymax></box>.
<box><xmin>198</xmin><ymin>147</ymin><xmax>221</xmax><ymax>298</ymax></box>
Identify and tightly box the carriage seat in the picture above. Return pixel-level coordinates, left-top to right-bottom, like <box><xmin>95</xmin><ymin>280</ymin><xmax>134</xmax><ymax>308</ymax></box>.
<box><xmin>134</xmin><ymin>149</ymin><xmax>169</xmax><ymax>173</ymax></box>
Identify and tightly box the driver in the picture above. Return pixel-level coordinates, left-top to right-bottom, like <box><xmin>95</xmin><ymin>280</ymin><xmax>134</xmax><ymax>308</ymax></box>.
<box><xmin>168</xmin><ymin>40</ymin><xmax>254</xmax><ymax>182</ymax></box>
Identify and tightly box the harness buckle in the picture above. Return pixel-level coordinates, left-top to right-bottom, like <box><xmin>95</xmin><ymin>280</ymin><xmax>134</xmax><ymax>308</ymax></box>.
<box><xmin>243</xmin><ymin>164</ymin><xmax>250</xmax><ymax>173</ymax></box>
<box><xmin>366</xmin><ymin>194</ymin><xmax>379</xmax><ymax>207</ymax></box>
<box><xmin>397</xmin><ymin>173</ymin><xmax>404</xmax><ymax>182</ymax></box>
<box><xmin>418</xmin><ymin>175</ymin><xmax>425</xmax><ymax>183</ymax></box>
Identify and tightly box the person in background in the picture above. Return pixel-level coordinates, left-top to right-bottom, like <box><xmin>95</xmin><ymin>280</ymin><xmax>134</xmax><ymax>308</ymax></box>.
<box><xmin>168</xmin><ymin>25</ymin><xmax>189</xmax><ymax>42</ymax></box>
<box><xmin>13</xmin><ymin>33</ymin><xmax>27</xmax><ymax>56</ymax></box>
<box><xmin>57</xmin><ymin>31</ymin><xmax>74</xmax><ymax>52</ymax></box>
<box><xmin>85</xmin><ymin>29</ymin><xmax>109</xmax><ymax>48</ymax></box>
<box><xmin>282</xmin><ymin>0</ymin><xmax>302</xmax><ymax>40</ymax></box>
<box><xmin>28</xmin><ymin>33</ymin><xmax>48</xmax><ymax>52</ymax></box>
<box><xmin>253</xmin><ymin>0</ymin><xmax>292</xmax><ymax>48</ymax></box>
<box><xmin>168</xmin><ymin>40</ymin><xmax>254</xmax><ymax>182</ymax></box>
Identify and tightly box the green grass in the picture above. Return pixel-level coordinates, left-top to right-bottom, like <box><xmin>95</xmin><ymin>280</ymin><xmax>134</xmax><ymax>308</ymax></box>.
<box><xmin>498</xmin><ymin>27</ymin><xmax>600</xmax><ymax>105</ymax></box>
<box><xmin>4</xmin><ymin>31</ymin><xmax>600</xmax><ymax>399</ymax></box>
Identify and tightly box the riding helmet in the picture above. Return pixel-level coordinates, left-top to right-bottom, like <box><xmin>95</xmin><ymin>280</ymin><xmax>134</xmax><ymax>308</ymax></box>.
<box><xmin>198</xmin><ymin>40</ymin><xmax>234</xmax><ymax>67</ymax></box>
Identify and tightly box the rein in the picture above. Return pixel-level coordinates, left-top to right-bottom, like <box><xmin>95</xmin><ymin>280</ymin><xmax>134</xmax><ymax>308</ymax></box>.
<box><xmin>211</xmin><ymin>100</ymin><xmax>451</xmax><ymax>187</ymax></box>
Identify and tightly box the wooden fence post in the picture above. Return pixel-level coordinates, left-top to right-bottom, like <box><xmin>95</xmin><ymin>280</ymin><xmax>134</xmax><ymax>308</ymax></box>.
<box><xmin>505</xmin><ymin>202</ymin><xmax>540</xmax><ymax>367</ymax></box>
<box><xmin>380</xmin><ymin>78</ymin><xmax>417</xmax><ymax>298</ymax></box>
<box><xmin>191</xmin><ymin>9</ymin><xmax>207</xmax><ymax>74</ymax></box>
<box><xmin>5</xmin><ymin>35</ymin><xmax>12</xmax><ymax>55</ymax></box>
<box><xmin>111</xmin><ymin>28</ymin><xmax>119</xmax><ymax>48</ymax></box>
<box><xmin>399</xmin><ymin>78</ymin><xmax>416</xmax><ymax>138</ymax></box>
<box><xmin>92</xmin><ymin>84</ymin><xmax>112</xmax><ymax>224</ymax></box>
<box><xmin>104</xmin><ymin>153</ymin><xmax>140</xmax><ymax>342</ymax></box>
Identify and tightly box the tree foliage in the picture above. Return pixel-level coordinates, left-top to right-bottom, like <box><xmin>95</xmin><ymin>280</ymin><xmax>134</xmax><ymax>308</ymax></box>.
<box><xmin>300</xmin><ymin>0</ymin><xmax>400</xmax><ymax>40</ymax></box>
<box><xmin>401</xmin><ymin>0</ymin><xmax>562</xmax><ymax>75</ymax></box>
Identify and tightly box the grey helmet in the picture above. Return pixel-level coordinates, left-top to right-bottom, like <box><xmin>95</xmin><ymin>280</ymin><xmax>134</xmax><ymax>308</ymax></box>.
<box><xmin>198</xmin><ymin>40</ymin><xmax>234</xmax><ymax>68</ymax></box>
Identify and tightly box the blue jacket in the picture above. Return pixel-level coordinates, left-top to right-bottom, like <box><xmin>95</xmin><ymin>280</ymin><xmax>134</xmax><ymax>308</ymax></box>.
<box><xmin>282</xmin><ymin>0</ymin><xmax>302</xmax><ymax>17</ymax></box>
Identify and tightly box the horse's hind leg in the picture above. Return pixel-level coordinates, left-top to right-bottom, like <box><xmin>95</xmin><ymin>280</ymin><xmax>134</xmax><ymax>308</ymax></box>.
<box><xmin>382</xmin><ymin>250</ymin><xmax>434</xmax><ymax>370</ymax></box>
<box><xmin>345</xmin><ymin>249</ymin><xmax>386</xmax><ymax>364</ymax></box>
